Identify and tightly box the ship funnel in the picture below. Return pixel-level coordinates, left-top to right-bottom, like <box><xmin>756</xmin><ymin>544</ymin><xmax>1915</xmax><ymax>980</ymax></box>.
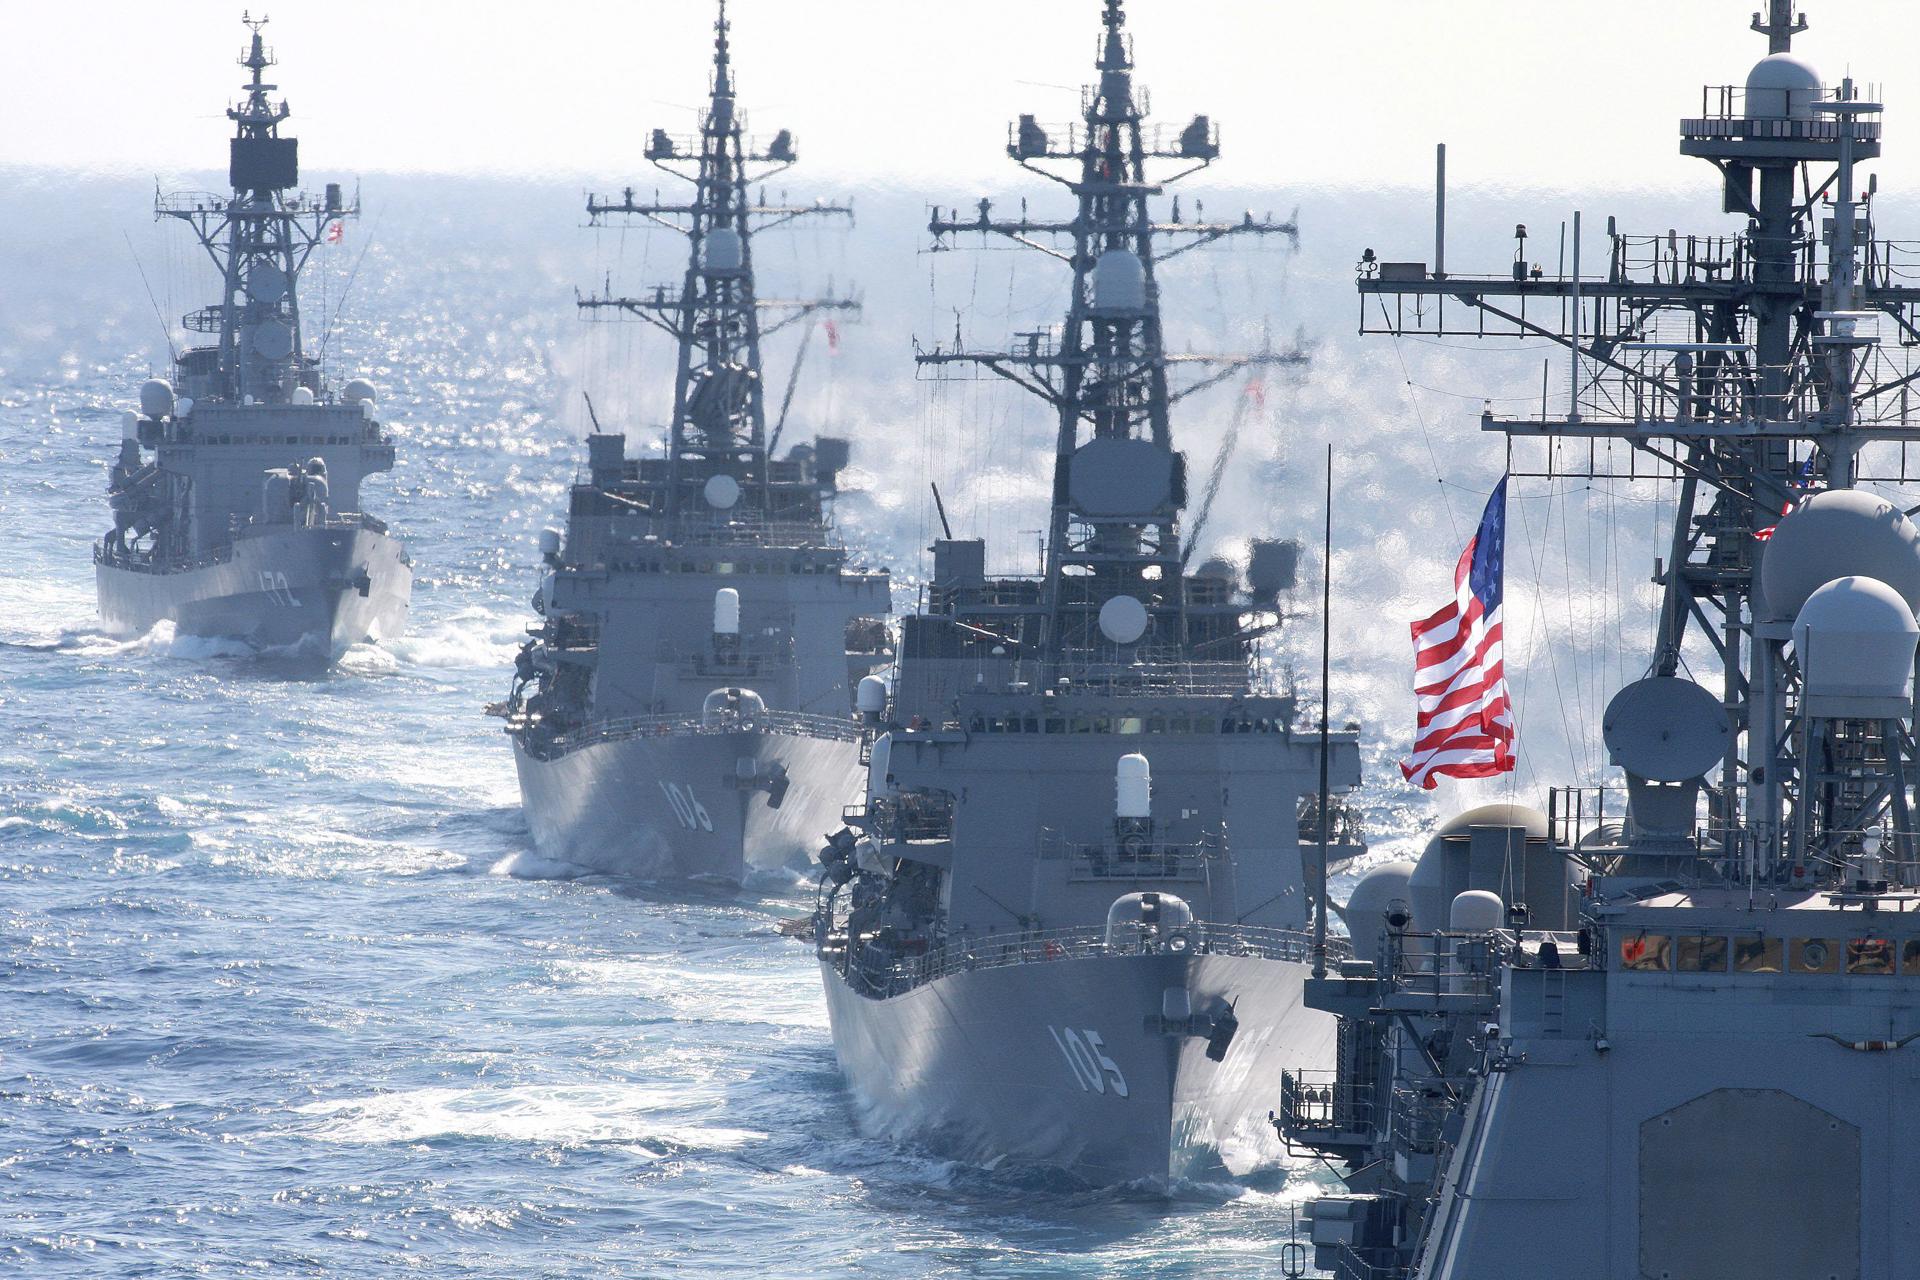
<box><xmin>139</xmin><ymin>379</ymin><xmax>175</xmax><ymax>419</ymax></box>
<box><xmin>1116</xmin><ymin>753</ymin><xmax>1152</xmax><ymax>820</ymax></box>
<box><xmin>713</xmin><ymin>587</ymin><xmax>741</xmax><ymax>636</ymax></box>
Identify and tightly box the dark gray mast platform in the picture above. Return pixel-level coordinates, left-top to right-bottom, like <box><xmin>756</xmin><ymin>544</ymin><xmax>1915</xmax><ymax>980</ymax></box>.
<box><xmin>811</xmin><ymin>0</ymin><xmax>1364</xmax><ymax>1184</ymax></box>
<box><xmin>496</xmin><ymin>2</ymin><xmax>888</xmax><ymax>885</ymax></box>
<box><xmin>96</xmin><ymin>15</ymin><xmax>409</xmax><ymax>661</ymax></box>
<box><xmin>1283</xmin><ymin>5</ymin><xmax>1920</xmax><ymax>1275</ymax></box>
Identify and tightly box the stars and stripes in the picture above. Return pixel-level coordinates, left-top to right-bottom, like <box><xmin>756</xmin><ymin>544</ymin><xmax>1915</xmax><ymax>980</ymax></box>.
<box><xmin>1401</xmin><ymin>477</ymin><xmax>1516</xmax><ymax>790</ymax></box>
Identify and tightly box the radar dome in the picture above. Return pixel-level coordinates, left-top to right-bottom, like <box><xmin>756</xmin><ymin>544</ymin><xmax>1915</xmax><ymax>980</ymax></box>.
<box><xmin>1098</xmin><ymin>593</ymin><xmax>1150</xmax><ymax>644</ymax></box>
<box><xmin>1090</xmin><ymin>249</ymin><xmax>1147</xmax><ymax>314</ymax></box>
<box><xmin>1793</xmin><ymin>575</ymin><xmax>1920</xmax><ymax>718</ymax></box>
<box><xmin>1449</xmin><ymin>890</ymin><xmax>1505</xmax><ymax>933</ymax></box>
<box><xmin>1759</xmin><ymin>489</ymin><xmax>1920</xmax><ymax>620</ymax></box>
<box><xmin>1746</xmin><ymin>52</ymin><xmax>1823</xmax><ymax>120</ymax></box>
<box><xmin>1341</xmin><ymin>859</ymin><xmax>1416</xmax><ymax>966</ymax></box>
<box><xmin>139</xmin><ymin>379</ymin><xmax>175</xmax><ymax>418</ymax></box>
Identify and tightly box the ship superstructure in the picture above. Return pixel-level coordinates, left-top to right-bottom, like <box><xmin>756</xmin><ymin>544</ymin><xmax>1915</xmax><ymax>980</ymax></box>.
<box><xmin>97</xmin><ymin>14</ymin><xmax>410</xmax><ymax>658</ymax></box>
<box><xmin>1283</xmin><ymin>5</ymin><xmax>1920</xmax><ymax>1275</ymax></box>
<box><xmin>499</xmin><ymin>2</ymin><xmax>889</xmax><ymax>883</ymax></box>
<box><xmin>811</xmin><ymin>0</ymin><xmax>1363</xmax><ymax>1184</ymax></box>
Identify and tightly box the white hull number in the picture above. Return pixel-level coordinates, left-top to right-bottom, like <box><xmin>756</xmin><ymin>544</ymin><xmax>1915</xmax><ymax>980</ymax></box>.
<box><xmin>659</xmin><ymin>782</ymin><xmax>713</xmax><ymax>832</ymax></box>
<box><xmin>258</xmin><ymin>570</ymin><xmax>302</xmax><ymax>608</ymax></box>
<box><xmin>1049</xmin><ymin>1026</ymin><xmax>1129</xmax><ymax>1097</ymax></box>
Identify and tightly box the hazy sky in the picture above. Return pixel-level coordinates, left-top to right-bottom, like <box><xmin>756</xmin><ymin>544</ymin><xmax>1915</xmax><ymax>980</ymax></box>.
<box><xmin>4</xmin><ymin>1</ymin><xmax>1914</xmax><ymax>193</ymax></box>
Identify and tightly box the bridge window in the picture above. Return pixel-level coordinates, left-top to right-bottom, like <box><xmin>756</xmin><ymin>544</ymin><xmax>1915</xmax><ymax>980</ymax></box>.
<box><xmin>1619</xmin><ymin>932</ymin><xmax>1671</xmax><ymax>972</ymax></box>
<box><xmin>1675</xmin><ymin>935</ymin><xmax>1728</xmax><ymax>973</ymax></box>
<box><xmin>1847</xmin><ymin>938</ymin><xmax>1895</xmax><ymax>975</ymax></box>
<box><xmin>1733</xmin><ymin>935</ymin><xmax>1782</xmax><ymax>973</ymax></box>
<box><xmin>1789</xmin><ymin>938</ymin><xmax>1841</xmax><ymax>975</ymax></box>
<box><xmin>1903</xmin><ymin>940</ymin><xmax>1920</xmax><ymax>975</ymax></box>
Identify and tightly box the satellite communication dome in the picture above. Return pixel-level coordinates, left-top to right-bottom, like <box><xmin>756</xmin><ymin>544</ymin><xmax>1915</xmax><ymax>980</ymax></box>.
<box><xmin>1098</xmin><ymin>593</ymin><xmax>1150</xmax><ymax>644</ymax></box>
<box><xmin>290</xmin><ymin>386</ymin><xmax>316</xmax><ymax>406</ymax></box>
<box><xmin>1759</xmin><ymin>489</ymin><xmax>1920</xmax><ymax>620</ymax></box>
<box><xmin>1449</xmin><ymin>890</ymin><xmax>1505</xmax><ymax>934</ymax></box>
<box><xmin>704</xmin><ymin>473</ymin><xmax>742</xmax><ymax>509</ymax></box>
<box><xmin>1090</xmin><ymin>249</ymin><xmax>1147</xmax><ymax>313</ymax></box>
<box><xmin>1793</xmin><ymin>575</ymin><xmax>1920</xmax><ymax>718</ymax></box>
<box><xmin>856</xmin><ymin>675</ymin><xmax>888</xmax><ymax>715</ymax></box>
<box><xmin>1745</xmin><ymin>52</ymin><xmax>1823</xmax><ymax>120</ymax></box>
<box><xmin>139</xmin><ymin>379</ymin><xmax>175</xmax><ymax>418</ymax></box>
<box><xmin>1341</xmin><ymin>859</ymin><xmax>1416</xmax><ymax>966</ymax></box>
<box><xmin>342</xmin><ymin>379</ymin><xmax>378</xmax><ymax>405</ymax></box>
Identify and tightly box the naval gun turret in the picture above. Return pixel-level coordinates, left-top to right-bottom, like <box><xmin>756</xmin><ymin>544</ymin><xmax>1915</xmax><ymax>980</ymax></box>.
<box><xmin>94</xmin><ymin>14</ymin><xmax>410</xmax><ymax>660</ymax></box>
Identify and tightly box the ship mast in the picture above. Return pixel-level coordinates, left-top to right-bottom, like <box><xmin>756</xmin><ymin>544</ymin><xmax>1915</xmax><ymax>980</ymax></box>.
<box><xmin>582</xmin><ymin>0</ymin><xmax>857</xmax><ymax>520</ymax></box>
<box><xmin>156</xmin><ymin>12</ymin><xmax>355</xmax><ymax>406</ymax></box>
<box><xmin>917</xmin><ymin>0</ymin><xmax>1303</xmax><ymax>668</ymax></box>
<box><xmin>1359</xmin><ymin>1</ymin><xmax>1920</xmax><ymax>879</ymax></box>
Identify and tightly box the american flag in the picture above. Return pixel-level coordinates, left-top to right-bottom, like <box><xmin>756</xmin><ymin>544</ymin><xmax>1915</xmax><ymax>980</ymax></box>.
<box><xmin>1401</xmin><ymin>478</ymin><xmax>1516</xmax><ymax>790</ymax></box>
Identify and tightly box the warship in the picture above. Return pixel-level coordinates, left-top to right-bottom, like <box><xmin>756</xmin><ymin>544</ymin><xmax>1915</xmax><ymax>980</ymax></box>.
<box><xmin>496</xmin><ymin>2</ymin><xmax>888</xmax><ymax>884</ymax></box>
<box><xmin>96</xmin><ymin>15</ymin><xmax>409</xmax><ymax>659</ymax></box>
<box><xmin>1280</xmin><ymin>4</ymin><xmax>1920</xmax><ymax>1276</ymax></box>
<box><xmin>811</xmin><ymin>0</ymin><xmax>1365</xmax><ymax>1184</ymax></box>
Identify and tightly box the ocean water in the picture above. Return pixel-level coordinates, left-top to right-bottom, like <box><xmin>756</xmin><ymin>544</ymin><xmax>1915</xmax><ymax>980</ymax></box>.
<box><xmin>0</xmin><ymin>170</ymin><xmax>1687</xmax><ymax>1276</ymax></box>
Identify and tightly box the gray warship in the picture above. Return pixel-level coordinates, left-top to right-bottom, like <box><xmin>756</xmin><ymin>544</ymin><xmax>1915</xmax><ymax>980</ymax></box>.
<box><xmin>96</xmin><ymin>15</ymin><xmax>410</xmax><ymax>660</ymax></box>
<box><xmin>811</xmin><ymin>0</ymin><xmax>1365</xmax><ymax>1185</ymax></box>
<box><xmin>1281</xmin><ymin>5</ymin><xmax>1920</xmax><ymax>1276</ymax></box>
<box><xmin>496</xmin><ymin>2</ymin><xmax>889</xmax><ymax>884</ymax></box>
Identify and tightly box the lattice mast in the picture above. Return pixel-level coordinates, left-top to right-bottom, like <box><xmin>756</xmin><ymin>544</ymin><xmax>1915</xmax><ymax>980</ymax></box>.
<box><xmin>1357</xmin><ymin>0</ymin><xmax>1920</xmax><ymax>876</ymax></box>
<box><xmin>582</xmin><ymin>0</ymin><xmax>856</xmax><ymax>520</ymax></box>
<box><xmin>918</xmin><ymin>0</ymin><xmax>1302</xmax><ymax>667</ymax></box>
<box><xmin>157</xmin><ymin>13</ymin><xmax>355</xmax><ymax>406</ymax></box>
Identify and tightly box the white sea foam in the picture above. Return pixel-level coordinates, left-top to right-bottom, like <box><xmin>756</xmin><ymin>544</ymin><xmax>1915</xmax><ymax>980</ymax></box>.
<box><xmin>293</xmin><ymin>1084</ymin><xmax>765</xmax><ymax>1151</ymax></box>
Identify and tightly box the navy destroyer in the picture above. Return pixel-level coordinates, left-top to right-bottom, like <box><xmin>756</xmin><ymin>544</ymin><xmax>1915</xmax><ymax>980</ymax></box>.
<box><xmin>496</xmin><ymin>3</ymin><xmax>888</xmax><ymax>884</ymax></box>
<box><xmin>811</xmin><ymin>0</ymin><xmax>1364</xmax><ymax>1184</ymax></box>
<box><xmin>97</xmin><ymin>15</ymin><xmax>409</xmax><ymax>659</ymax></box>
<box><xmin>1280</xmin><ymin>4</ymin><xmax>1920</xmax><ymax>1275</ymax></box>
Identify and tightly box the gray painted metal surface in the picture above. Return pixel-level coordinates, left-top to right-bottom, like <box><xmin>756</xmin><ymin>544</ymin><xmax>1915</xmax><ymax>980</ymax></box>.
<box><xmin>1288</xmin><ymin>3</ymin><xmax>1920</xmax><ymax>1275</ymax></box>
<box><xmin>96</xmin><ymin>16</ymin><xmax>409</xmax><ymax>662</ymax></box>
<box><xmin>498</xmin><ymin>2</ymin><xmax>887</xmax><ymax>885</ymax></box>
<box><xmin>812</xmin><ymin>0</ymin><xmax>1362</xmax><ymax>1185</ymax></box>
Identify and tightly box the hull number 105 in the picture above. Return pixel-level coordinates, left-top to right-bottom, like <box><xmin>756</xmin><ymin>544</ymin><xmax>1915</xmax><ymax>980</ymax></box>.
<box><xmin>1049</xmin><ymin>1026</ymin><xmax>1128</xmax><ymax>1097</ymax></box>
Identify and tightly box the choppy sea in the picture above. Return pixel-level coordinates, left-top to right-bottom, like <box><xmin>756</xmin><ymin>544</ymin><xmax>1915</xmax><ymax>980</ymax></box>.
<box><xmin>1</xmin><ymin>168</ymin><xmax>1676</xmax><ymax>1276</ymax></box>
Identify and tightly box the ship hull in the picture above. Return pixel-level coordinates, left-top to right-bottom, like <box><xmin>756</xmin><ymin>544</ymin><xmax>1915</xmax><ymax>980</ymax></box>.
<box><xmin>820</xmin><ymin>949</ymin><xmax>1335</xmax><ymax>1184</ymax></box>
<box><xmin>513</xmin><ymin>726</ymin><xmax>861</xmax><ymax>884</ymax></box>
<box><xmin>96</xmin><ymin>524</ymin><xmax>411</xmax><ymax>660</ymax></box>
